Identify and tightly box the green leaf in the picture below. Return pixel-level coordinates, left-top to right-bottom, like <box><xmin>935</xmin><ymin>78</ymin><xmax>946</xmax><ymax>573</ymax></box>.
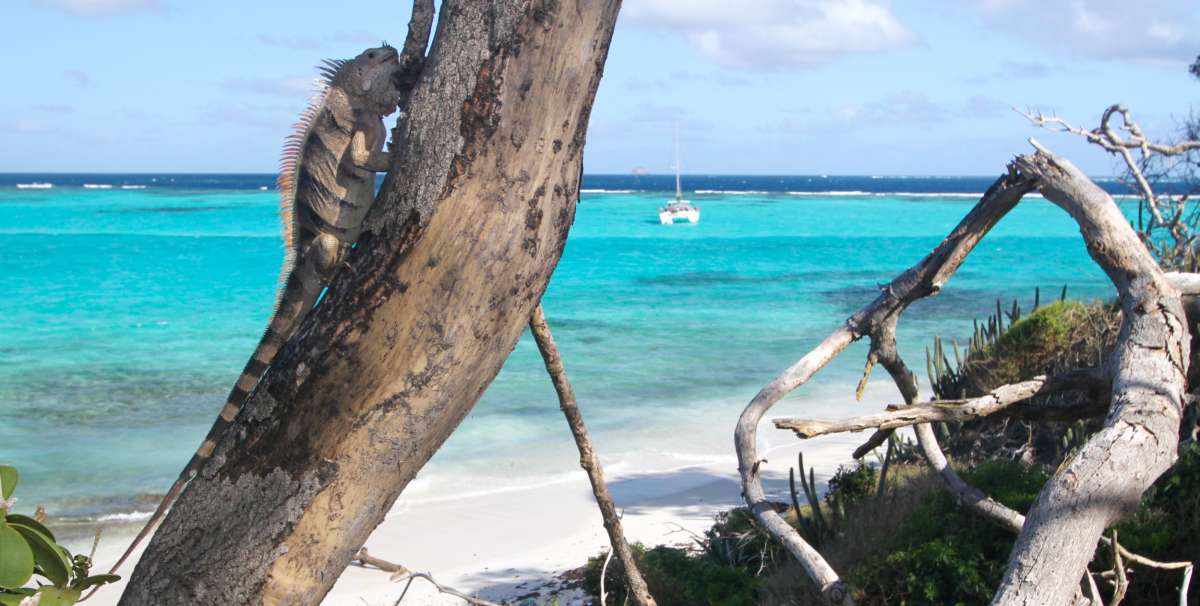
<box><xmin>33</xmin><ymin>586</ymin><xmax>82</xmax><ymax>606</ymax></box>
<box><xmin>0</xmin><ymin>468</ymin><xmax>15</xmax><ymax>501</ymax></box>
<box><xmin>0</xmin><ymin>525</ymin><xmax>34</xmax><ymax>588</ymax></box>
<box><xmin>4</xmin><ymin>515</ymin><xmax>54</xmax><ymax>543</ymax></box>
<box><xmin>0</xmin><ymin>588</ymin><xmax>35</xmax><ymax>606</ymax></box>
<box><xmin>71</xmin><ymin>574</ymin><xmax>120</xmax><ymax>591</ymax></box>
<box><xmin>10</xmin><ymin>525</ymin><xmax>70</xmax><ymax>587</ymax></box>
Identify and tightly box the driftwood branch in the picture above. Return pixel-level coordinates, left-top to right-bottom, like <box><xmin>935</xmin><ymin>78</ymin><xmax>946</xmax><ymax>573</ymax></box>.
<box><xmin>392</xmin><ymin>571</ymin><xmax>502</xmax><ymax>606</ymax></box>
<box><xmin>352</xmin><ymin>547</ymin><xmax>408</xmax><ymax>575</ymax></box>
<box><xmin>990</xmin><ymin>145</ymin><xmax>1189</xmax><ymax>605</ymax></box>
<box><xmin>1020</xmin><ymin>105</ymin><xmax>1200</xmax><ymax>259</ymax></box>
<box><xmin>775</xmin><ymin>370</ymin><xmax>1108</xmax><ymax>438</ymax></box>
<box><xmin>734</xmin><ymin>168</ymin><xmax>1037</xmax><ymax>604</ymax></box>
<box><xmin>738</xmin><ymin>142</ymin><xmax>1192</xmax><ymax>605</ymax></box>
<box><xmin>528</xmin><ymin>305</ymin><xmax>656</xmax><ymax>606</ymax></box>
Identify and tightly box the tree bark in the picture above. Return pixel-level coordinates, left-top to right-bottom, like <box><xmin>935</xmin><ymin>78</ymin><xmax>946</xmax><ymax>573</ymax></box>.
<box><xmin>118</xmin><ymin>1</ymin><xmax>621</xmax><ymax>604</ymax></box>
<box><xmin>990</xmin><ymin>149</ymin><xmax>1188</xmax><ymax>606</ymax></box>
<box><xmin>734</xmin><ymin>170</ymin><xmax>1036</xmax><ymax>605</ymax></box>
<box><xmin>528</xmin><ymin>306</ymin><xmax>657</xmax><ymax>606</ymax></box>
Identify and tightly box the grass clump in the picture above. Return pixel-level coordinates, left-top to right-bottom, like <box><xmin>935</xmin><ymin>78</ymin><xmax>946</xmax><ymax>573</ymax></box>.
<box><xmin>583</xmin><ymin>543</ymin><xmax>758</xmax><ymax>606</ymax></box>
<box><xmin>847</xmin><ymin>461</ymin><xmax>1048</xmax><ymax>606</ymax></box>
<box><xmin>927</xmin><ymin>297</ymin><xmax>1121</xmax><ymax>466</ymax></box>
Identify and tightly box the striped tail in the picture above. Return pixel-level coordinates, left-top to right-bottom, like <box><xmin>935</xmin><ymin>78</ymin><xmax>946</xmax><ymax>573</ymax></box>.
<box><xmin>104</xmin><ymin>261</ymin><xmax>324</xmax><ymax>577</ymax></box>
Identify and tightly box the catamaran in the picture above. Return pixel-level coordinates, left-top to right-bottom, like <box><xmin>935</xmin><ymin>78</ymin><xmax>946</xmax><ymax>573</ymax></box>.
<box><xmin>658</xmin><ymin>128</ymin><xmax>699</xmax><ymax>224</ymax></box>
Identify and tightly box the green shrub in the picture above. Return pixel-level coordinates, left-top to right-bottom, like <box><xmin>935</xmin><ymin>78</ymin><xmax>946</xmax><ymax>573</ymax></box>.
<box><xmin>706</xmin><ymin>506</ymin><xmax>788</xmax><ymax>573</ymax></box>
<box><xmin>583</xmin><ymin>543</ymin><xmax>759</xmax><ymax>606</ymax></box>
<box><xmin>825</xmin><ymin>463</ymin><xmax>877</xmax><ymax>510</ymax></box>
<box><xmin>848</xmin><ymin>461</ymin><xmax>1047</xmax><ymax>606</ymax></box>
<box><xmin>1102</xmin><ymin>443</ymin><xmax>1200</xmax><ymax>604</ymax></box>
<box><xmin>0</xmin><ymin>466</ymin><xmax>120</xmax><ymax>606</ymax></box>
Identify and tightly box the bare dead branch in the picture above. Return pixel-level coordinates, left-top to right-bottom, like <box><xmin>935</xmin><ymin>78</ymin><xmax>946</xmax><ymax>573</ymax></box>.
<box><xmin>734</xmin><ymin>169</ymin><xmax>1037</xmax><ymax>604</ymax></box>
<box><xmin>1085</xmin><ymin>571</ymin><xmax>1104</xmax><ymax>606</ymax></box>
<box><xmin>990</xmin><ymin>145</ymin><xmax>1189</xmax><ymax>605</ymax></box>
<box><xmin>1111</xmin><ymin>531</ymin><xmax>1129</xmax><ymax>606</ymax></box>
<box><xmin>599</xmin><ymin>548</ymin><xmax>614</xmax><ymax>606</ymax></box>
<box><xmin>739</xmin><ymin>141</ymin><xmax>1196</xmax><ymax>605</ymax></box>
<box><xmin>853</xmin><ymin>431</ymin><xmax>892</xmax><ymax>460</ymax></box>
<box><xmin>529</xmin><ymin>305</ymin><xmax>657</xmax><ymax>606</ymax></box>
<box><xmin>392</xmin><ymin>571</ymin><xmax>502</xmax><ymax>606</ymax></box>
<box><xmin>915</xmin><ymin>422</ymin><xmax>1025</xmax><ymax>532</ymax></box>
<box><xmin>775</xmin><ymin>371</ymin><xmax>1106</xmax><ymax>438</ymax></box>
<box><xmin>352</xmin><ymin>547</ymin><xmax>408</xmax><ymax>575</ymax></box>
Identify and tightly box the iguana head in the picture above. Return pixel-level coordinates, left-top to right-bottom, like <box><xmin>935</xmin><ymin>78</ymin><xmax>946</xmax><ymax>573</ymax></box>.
<box><xmin>325</xmin><ymin>44</ymin><xmax>404</xmax><ymax>117</ymax></box>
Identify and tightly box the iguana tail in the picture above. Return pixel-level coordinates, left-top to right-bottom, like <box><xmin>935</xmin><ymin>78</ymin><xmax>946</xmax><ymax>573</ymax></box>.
<box><xmin>105</xmin><ymin>256</ymin><xmax>324</xmax><ymax>576</ymax></box>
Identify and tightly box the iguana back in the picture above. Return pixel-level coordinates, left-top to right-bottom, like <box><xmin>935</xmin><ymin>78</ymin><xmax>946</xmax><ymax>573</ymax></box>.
<box><xmin>107</xmin><ymin>44</ymin><xmax>406</xmax><ymax>575</ymax></box>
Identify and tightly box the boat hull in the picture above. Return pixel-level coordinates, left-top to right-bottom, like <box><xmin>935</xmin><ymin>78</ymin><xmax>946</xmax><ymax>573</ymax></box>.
<box><xmin>658</xmin><ymin>208</ymin><xmax>700</xmax><ymax>224</ymax></box>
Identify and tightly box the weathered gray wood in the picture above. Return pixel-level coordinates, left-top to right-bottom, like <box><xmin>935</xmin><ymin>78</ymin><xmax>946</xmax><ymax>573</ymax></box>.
<box><xmin>118</xmin><ymin>1</ymin><xmax>622</xmax><ymax>604</ymax></box>
<box><xmin>774</xmin><ymin>370</ymin><xmax>1107</xmax><ymax>438</ymax></box>
<box><xmin>990</xmin><ymin>148</ymin><xmax>1189</xmax><ymax>606</ymax></box>
<box><xmin>734</xmin><ymin>170</ymin><xmax>1037</xmax><ymax>605</ymax></box>
<box><xmin>529</xmin><ymin>306</ymin><xmax>657</xmax><ymax>606</ymax></box>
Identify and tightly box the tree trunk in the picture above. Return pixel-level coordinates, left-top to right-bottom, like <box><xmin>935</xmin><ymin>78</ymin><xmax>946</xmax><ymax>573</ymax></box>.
<box><xmin>990</xmin><ymin>150</ymin><xmax>1189</xmax><ymax>605</ymax></box>
<box><xmin>118</xmin><ymin>1</ymin><xmax>621</xmax><ymax>604</ymax></box>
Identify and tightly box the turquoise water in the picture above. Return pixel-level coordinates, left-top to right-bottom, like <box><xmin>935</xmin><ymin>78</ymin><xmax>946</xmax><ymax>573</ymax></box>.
<box><xmin>0</xmin><ymin>179</ymin><xmax>1118</xmax><ymax>520</ymax></box>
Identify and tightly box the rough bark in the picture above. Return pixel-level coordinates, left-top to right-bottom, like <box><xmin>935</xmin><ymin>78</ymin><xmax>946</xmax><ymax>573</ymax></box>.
<box><xmin>118</xmin><ymin>1</ymin><xmax>621</xmax><ymax>604</ymax></box>
<box><xmin>990</xmin><ymin>149</ymin><xmax>1188</xmax><ymax>606</ymax></box>
<box><xmin>734</xmin><ymin>170</ymin><xmax>1037</xmax><ymax>605</ymax></box>
<box><xmin>738</xmin><ymin>147</ymin><xmax>1190</xmax><ymax>605</ymax></box>
<box><xmin>529</xmin><ymin>306</ymin><xmax>657</xmax><ymax>606</ymax></box>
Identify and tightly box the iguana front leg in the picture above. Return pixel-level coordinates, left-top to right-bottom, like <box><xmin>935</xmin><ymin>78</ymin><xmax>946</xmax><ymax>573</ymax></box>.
<box><xmin>350</xmin><ymin>130</ymin><xmax>392</xmax><ymax>172</ymax></box>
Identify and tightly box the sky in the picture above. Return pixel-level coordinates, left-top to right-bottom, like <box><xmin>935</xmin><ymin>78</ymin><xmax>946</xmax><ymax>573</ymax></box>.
<box><xmin>1</xmin><ymin>0</ymin><xmax>1198</xmax><ymax>176</ymax></box>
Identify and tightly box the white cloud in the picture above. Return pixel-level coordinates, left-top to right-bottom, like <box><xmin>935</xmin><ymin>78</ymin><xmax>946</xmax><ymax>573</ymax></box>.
<box><xmin>963</xmin><ymin>0</ymin><xmax>1198</xmax><ymax>62</ymax></box>
<box><xmin>834</xmin><ymin>91</ymin><xmax>949</xmax><ymax>126</ymax></box>
<box><xmin>622</xmin><ymin>0</ymin><xmax>919</xmax><ymax>67</ymax></box>
<box><xmin>36</xmin><ymin>0</ymin><xmax>161</xmax><ymax>17</ymax></box>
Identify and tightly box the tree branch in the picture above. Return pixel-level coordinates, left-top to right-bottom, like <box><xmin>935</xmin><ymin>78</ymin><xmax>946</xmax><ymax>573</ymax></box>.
<box><xmin>775</xmin><ymin>370</ymin><xmax>1108</xmax><ymax>438</ymax></box>
<box><xmin>991</xmin><ymin>145</ymin><xmax>1189</xmax><ymax>605</ymax></box>
<box><xmin>528</xmin><ymin>305</ymin><xmax>656</xmax><ymax>606</ymax></box>
<box><xmin>733</xmin><ymin>168</ymin><xmax>1037</xmax><ymax>604</ymax></box>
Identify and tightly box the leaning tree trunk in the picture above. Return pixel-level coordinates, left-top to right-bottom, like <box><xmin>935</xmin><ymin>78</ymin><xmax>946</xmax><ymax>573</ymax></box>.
<box><xmin>990</xmin><ymin>150</ymin><xmax>1189</xmax><ymax>605</ymax></box>
<box><xmin>119</xmin><ymin>1</ymin><xmax>621</xmax><ymax>604</ymax></box>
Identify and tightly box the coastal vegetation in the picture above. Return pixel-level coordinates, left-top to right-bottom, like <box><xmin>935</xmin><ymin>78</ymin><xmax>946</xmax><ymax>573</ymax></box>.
<box><xmin>0</xmin><ymin>466</ymin><xmax>119</xmax><ymax>606</ymax></box>
<box><xmin>583</xmin><ymin>294</ymin><xmax>1198</xmax><ymax>605</ymax></box>
<box><xmin>5</xmin><ymin>0</ymin><xmax>1197</xmax><ymax>602</ymax></box>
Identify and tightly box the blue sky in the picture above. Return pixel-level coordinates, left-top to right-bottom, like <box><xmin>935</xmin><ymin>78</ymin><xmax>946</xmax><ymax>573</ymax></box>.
<box><xmin>2</xmin><ymin>0</ymin><xmax>1197</xmax><ymax>175</ymax></box>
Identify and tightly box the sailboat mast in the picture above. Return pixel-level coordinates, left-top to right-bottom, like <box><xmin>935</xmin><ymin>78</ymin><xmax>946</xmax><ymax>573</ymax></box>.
<box><xmin>674</xmin><ymin>124</ymin><xmax>682</xmax><ymax>202</ymax></box>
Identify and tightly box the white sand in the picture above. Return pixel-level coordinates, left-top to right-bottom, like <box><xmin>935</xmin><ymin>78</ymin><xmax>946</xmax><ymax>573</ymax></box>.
<box><xmin>81</xmin><ymin>429</ymin><xmax>868</xmax><ymax>605</ymax></box>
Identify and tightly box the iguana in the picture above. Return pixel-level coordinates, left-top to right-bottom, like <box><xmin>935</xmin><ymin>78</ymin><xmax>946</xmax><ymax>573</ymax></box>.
<box><xmin>108</xmin><ymin>44</ymin><xmax>409</xmax><ymax>574</ymax></box>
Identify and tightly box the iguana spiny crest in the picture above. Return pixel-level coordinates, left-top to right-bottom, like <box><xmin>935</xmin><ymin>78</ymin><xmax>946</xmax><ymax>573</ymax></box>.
<box><xmin>109</xmin><ymin>44</ymin><xmax>406</xmax><ymax>576</ymax></box>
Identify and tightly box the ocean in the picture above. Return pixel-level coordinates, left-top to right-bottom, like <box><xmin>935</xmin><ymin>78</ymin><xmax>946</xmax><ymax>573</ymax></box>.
<box><xmin>0</xmin><ymin>173</ymin><xmax>1122</xmax><ymax>527</ymax></box>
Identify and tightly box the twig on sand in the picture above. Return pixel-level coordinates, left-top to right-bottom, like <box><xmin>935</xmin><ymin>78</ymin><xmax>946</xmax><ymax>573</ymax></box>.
<box><xmin>353</xmin><ymin>547</ymin><xmax>408</xmax><ymax>575</ymax></box>
<box><xmin>599</xmin><ymin>548</ymin><xmax>614</xmax><ymax>606</ymax></box>
<box><xmin>392</xmin><ymin>571</ymin><xmax>503</xmax><ymax>606</ymax></box>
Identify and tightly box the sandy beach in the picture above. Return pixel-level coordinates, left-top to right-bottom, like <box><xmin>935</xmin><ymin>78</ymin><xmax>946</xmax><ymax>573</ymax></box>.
<box><xmin>81</xmin><ymin>430</ymin><xmax>866</xmax><ymax>605</ymax></box>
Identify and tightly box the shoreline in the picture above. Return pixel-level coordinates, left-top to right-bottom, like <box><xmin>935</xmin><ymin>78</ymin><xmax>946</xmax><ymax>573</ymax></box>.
<box><xmin>79</xmin><ymin>429</ymin><xmax>870</xmax><ymax>605</ymax></box>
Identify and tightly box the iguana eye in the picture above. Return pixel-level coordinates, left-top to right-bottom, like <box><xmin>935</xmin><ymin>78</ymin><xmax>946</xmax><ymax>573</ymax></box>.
<box><xmin>367</xmin><ymin>52</ymin><xmax>376</xmax><ymax>59</ymax></box>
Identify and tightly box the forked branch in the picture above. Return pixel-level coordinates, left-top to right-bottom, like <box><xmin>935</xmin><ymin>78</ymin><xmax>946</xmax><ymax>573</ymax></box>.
<box><xmin>734</xmin><ymin>168</ymin><xmax>1036</xmax><ymax>604</ymax></box>
<box><xmin>737</xmin><ymin>143</ymin><xmax>1190</xmax><ymax>605</ymax></box>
